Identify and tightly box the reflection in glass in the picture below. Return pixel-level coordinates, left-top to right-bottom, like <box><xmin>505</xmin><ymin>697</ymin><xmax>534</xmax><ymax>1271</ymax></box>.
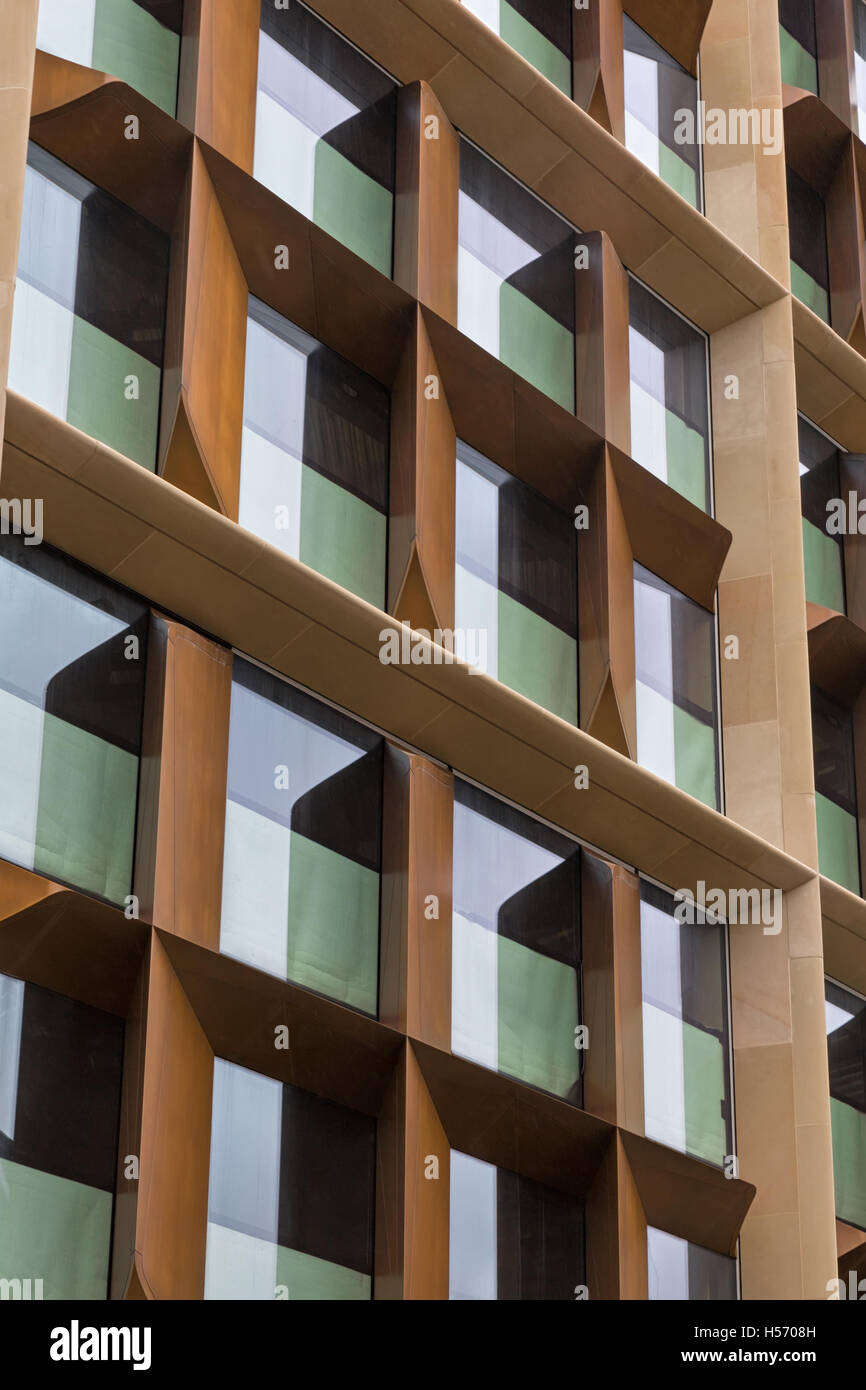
<box><xmin>10</xmin><ymin>144</ymin><xmax>169</xmax><ymax>470</ymax></box>
<box><xmin>36</xmin><ymin>0</ymin><xmax>182</xmax><ymax>115</ymax></box>
<box><xmin>647</xmin><ymin>1226</ymin><xmax>738</xmax><ymax>1300</ymax></box>
<box><xmin>458</xmin><ymin>140</ymin><xmax>576</xmax><ymax>411</ymax></box>
<box><xmin>799</xmin><ymin>415</ymin><xmax>845</xmax><ymax>613</ymax></box>
<box><xmin>205</xmin><ymin>1059</ymin><xmax>375</xmax><ymax>1299</ymax></box>
<box><xmin>779</xmin><ymin>0</ymin><xmax>818</xmax><ymax>94</ymax></box>
<box><xmin>855</xmin><ymin>1</ymin><xmax>866</xmax><ymax>137</ymax></box>
<box><xmin>812</xmin><ymin>687</ymin><xmax>861</xmax><ymax>895</ymax></box>
<box><xmin>640</xmin><ymin>880</ymin><xmax>732</xmax><ymax>1168</ymax></box>
<box><xmin>0</xmin><ymin>973</ymin><xmax>123</xmax><ymax>1299</ymax></box>
<box><xmin>0</xmin><ymin>534</ymin><xmax>148</xmax><ymax>904</ymax></box>
<box><xmin>220</xmin><ymin>658</ymin><xmax>383</xmax><ymax>1015</ymax></box>
<box><xmin>461</xmin><ymin>0</ymin><xmax>571</xmax><ymax>95</ymax></box>
<box><xmin>255</xmin><ymin>0</ymin><xmax>397</xmax><ymax>275</ymax></box>
<box><xmin>449</xmin><ymin>1149</ymin><xmax>584</xmax><ymax>1299</ymax></box>
<box><xmin>451</xmin><ymin>781</ymin><xmax>581</xmax><ymax>1102</ymax></box>
<box><xmin>787</xmin><ymin>166</ymin><xmax>829</xmax><ymax>322</ymax></box>
<box><xmin>455</xmin><ymin>441</ymin><xmax>578</xmax><ymax>723</ymax></box>
<box><xmin>240</xmin><ymin>298</ymin><xmax>389</xmax><ymax>607</ymax></box>
<box><xmin>634</xmin><ymin>564</ymin><xmax>720</xmax><ymax>810</ymax></box>
<box><xmin>628</xmin><ymin>278</ymin><xmax>710</xmax><ymax>511</ymax></box>
<box><xmin>623</xmin><ymin>18</ymin><xmax>701</xmax><ymax>210</ymax></box>
<box><xmin>825</xmin><ymin>979</ymin><xmax>866</xmax><ymax>1229</ymax></box>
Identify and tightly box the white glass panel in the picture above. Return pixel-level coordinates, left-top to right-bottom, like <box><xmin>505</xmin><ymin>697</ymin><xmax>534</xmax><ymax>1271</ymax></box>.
<box><xmin>8</xmin><ymin>280</ymin><xmax>74</xmax><ymax>421</ymax></box>
<box><xmin>642</xmin><ymin>1002</ymin><xmax>687</xmax><ymax>1152</ymax></box>
<box><xmin>624</xmin><ymin>47</ymin><xmax>660</xmax><ymax>130</ymax></box>
<box><xmin>647</xmin><ymin>1225</ymin><xmax>690</xmax><ymax>1300</ymax></box>
<box><xmin>634</xmin><ymin>574</ymin><xmax>675</xmax><ymax>697</ymax></box>
<box><xmin>449</xmin><ymin>1150</ymin><xmax>497</xmax><ymax>1300</ymax></box>
<box><xmin>461</xmin><ymin>0</ymin><xmax>500</xmax><ymax>34</ymax></box>
<box><xmin>253</xmin><ymin>91</ymin><xmax>318</xmax><ymax>218</ymax></box>
<box><xmin>238</xmin><ymin>425</ymin><xmax>303</xmax><ymax>560</ymax></box>
<box><xmin>457</xmin><ymin>246</ymin><xmax>502</xmax><ymax>359</ymax></box>
<box><xmin>17</xmin><ymin>164</ymin><xmax>82</xmax><ymax>307</ymax></box>
<box><xmin>220</xmin><ymin>800</ymin><xmax>291</xmax><ymax>979</ymax></box>
<box><xmin>635</xmin><ymin>680</ymin><xmax>676</xmax><ymax>785</ymax></box>
<box><xmin>458</xmin><ymin>191</ymin><xmax>537</xmax><ymax>279</ymax></box>
<box><xmin>207</xmin><ymin>1059</ymin><xmax>282</xmax><ymax>1242</ymax></box>
<box><xmin>205</xmin><ymin>1221</ymin><xmax>279</xmax><ymax>1301</ymax></box>
<box><xmin>455</xmin><ymin>457</ymin><xmax>498</xmax><ymax>581</ymax></box>
<box><xmin>257</xmin><ymin>32</ymin><xmax>357</xmax><ymax>135</ymax></box>
<box><xmin>243</xmin><ymin>317</ymin><xmax>309</xmax><ymax>455</ymax></box>
<box><xmin>0</xmin><ymin>689</ymin><xmax>43</xmax><ymax>872</ymax></box>
<box><xmin>451</xmin><ymin>912</ymin><xmax>499</xmax><ymax>1072</ymax></box>
<box><xmin>36</xmin><ymin>0</ymin><xmax>96</xmax><ymax>69</ymax></box>
<box><xmin>625</xmin><ymin>111</ymin><xmax>662</xmax><ymax>178</ymax></box>
<box><xmin>0</xmin><ymin>975</ymin><xmax>24</xmax><ymax>1143</ymax></box>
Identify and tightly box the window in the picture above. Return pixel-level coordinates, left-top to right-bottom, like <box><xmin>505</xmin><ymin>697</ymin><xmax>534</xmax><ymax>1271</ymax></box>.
<box><xmin>628</xmin><ymin>278</ymin><xmax>711</xmax><ymax>512</ymax></box>
<box><xmin>826</xmin><ymin>980</ymin><xmax>866</xmax><ymax>1230</ymax></box>
<box><xmin>799</xmin><ymin>415</ymin><xmax>845</xmax><ymax>613</ymax></box>
<box><xmin>460</xmin><ymin>1</ymin><xmax>571</xmax><ymax>95</ymax></box>
<box><xmin>778</xmin><ymin>0</ymin><xmax>818</xmax><ymax>94</ymax></box>
<box><xmin>647</xmin><ymin>1226</ymin><xmax>738</xmax><ymax>1300</ymax></box>
<box><xmin>623</xmin><ymin>17</ymin><xmax>702</xmax><ymax>211</ymax></box>
<box><xmin>35</xmin><ymin>0</ymin><xmax>182</xmax><ymax>115</ymax></box>
<box><xmin>0</xmin><ymin>534</ymin><xmax>148</xmax><ymax>905</ymax></box>
<box><xmin>240</xmin><ymin>298</ymin><xmax>389</xmax><ymax>608</ymax></box>
<box><xmin>640</xmin><ymin>880</ymin><xmax>732</xmax><ymax>1168</ymax></box>
<box><xmin>0</xmin><ymin>974</ymin><xmax>123</xmax><ymax>1299</ymax></box>
<box><xmin>812</xmin><ymin>687</ymin><xmax>861</xmax><ymax>895</ymax></box>
<box><xmin>451</xmin><ymin>781</ymin><xmax>581</xmax><ymax>1103</ymax></box>
<box><xmin>254</xmin><ymin>0</ymin><xmax>396</xmax><ymax>276</ymax></box>
<box><xmin>219</xmin><ymin>658</ymin><xmax>383</xmax><ymax>1015</ymax></box>
<box><xmin>205</xmin><ymin>1058</ymin><xmax>375</xmax><ymax>1299</ymax></box>
<box><xmin>455</xmin><ymin>441</ymin><xmax>578</xmax><ymax>724</ymax></box>
<box><xmin>787</xmin><ymin>166</ymin><xmax>830</xmax><ymax>322</ymax></box>
<box><xmin>634</xmin><ymin>565</ymin><xmax>720</xmax><ymax>810</ymax></box>
<box><xmin>855</xmin><ymin>1</ymin><xmax>866</xmax><ymax>138</ymax></box>
<box><xmin>9</xmin><ymin>144</ymin><xmax>169</xmax><ymax>471</ymax></box>
<box><xmin>458</xmin><ymin>140</ymin><xmax>576</xmax><ymax>411</ymax></box>
<box><xmin>449</xmin><ymin>1149</ymin><xmax>584</xmax><ymax>1299</ymax></box>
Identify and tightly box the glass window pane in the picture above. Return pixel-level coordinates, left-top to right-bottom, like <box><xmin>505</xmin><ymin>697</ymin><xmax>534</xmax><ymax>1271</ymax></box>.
<box><xmin>220</xmin><ymin>657</ymin><xmax>383</xmax><ymax>1014</ymax></box>
<box><xmin>461</xmin><ymin>1</ymin><xmax>571</xmax><ymax>95</ymax></box>
<box><xmin>240</xmin><ymin>298</ymin><xmax>389</xmax><ymax>607</ymax></box>
<box><xmin>634</xmin><ymin>563</ymin><xmax>720</xmax><ymax>810</ymax></box>
<box><xmin>449</xmin><ymin>1148</ymin><xmax>585</xmax><ymax>1299</ymax></box>
<box><xmin>647</xmin><ymin>1225</ymin><xmax>738</xmax><ymax>1299</ymax></box>
<box><xmin>623</xmin><ymin>18</ymin><xmax>702</xmax><ymax>211</ymax></box>
<box><xmin>458</xmin><ymin>140</ymin><xmax>576</xmax><ymax>411</ymax></box>
<box><xmin>812</xmin><ymin>687</ymin><xmax>861</xmax><ymax>894</ymax></box>
<box><xmin>628</xmin><ymin>278</ymin><xmax>710</xmax><ymax>511</ymax></box>
<box><xmin>787</xmin><ymin>166</ymin><xmax>829</xmax><ymax>322</ymax></box>
<box><xmin>825</xmin><ymin>980</ymin><xmax>866</xmax><ymax>1229</ymax></box>
<box><xmin>799</xmin><ymin>415</ymin><xmax>845</xmax><ymax>613</ymax></box>
<box><xmin>36</xmin><ymin>0</ymin><xmax>181</xmax><ymax>115</ymax></box>
<box><xmin>10</xmin><ymin>144</ymin><xmax>169</xmax><ymax>470</ymax></box>
<box><xmin>256</xmin><ymin>0</ymin><xmax>396</xmax><ymax>276</ymax></box>
<box><xmin>205</xmin><ymin>1058</ymin><xmax>375</xmax><ymax>1299</ymax></box>
<box><xmin>854</xmin><ymin>1</ymin><xmax>866</xmax><ymax>138</ymax></box>
<box><xmin>640</xmin><ymin>880</ymin><xmax>732</xmax><ymax>1167</ymax></box>
<box><xmin>779</xmin><ymin>0</ymin><xmax>818</xmax><ymax>93</ymax></box>
<box><xmin>455</xmin><ymin>441</ymin><xmax>578</xmax><ymax>723</ymax></box>
<box><xmin>0</xmin><ymin>973</ymin><xmax>123</xmax><ymax>1299</ymax></box>
<box><xmin>0</xmin><ymin>534</ymin><xmax>148</xmax><ymax>904</ymax></box>
<box><xmin>451</xmin><ymin>780</ymin><xmax>581</xmax><ymax>1103</ymax></box>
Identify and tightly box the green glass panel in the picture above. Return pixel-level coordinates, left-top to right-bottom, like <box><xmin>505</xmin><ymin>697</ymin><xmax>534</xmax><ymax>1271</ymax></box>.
<box><xmin>286</xmin><ymin>831</ymin><xmax>379</xmax><ymax>1014</ymax></box>
<box><xmin>830</xmin><ymin>1098</ymin><xmax>866</xmax><ymax>1229</ymax></box>
<box><xmin>92</xmin><ymin>0</ymin><xmax>179</xmax><ymax>115</ymax></box>
<box><xmin>67</xmin><ymin>315</ymin><xmax>161</xmax><ymax>470</ymax></box>
<box><xmin>790</xmin><ymin>259</ymin><xmax>830</xmax><ymax>322</ymax></box>
<box><xmin>499</xmin><ymin>280</ymin><xmax>574</xmax><ymax>411</ymax></box>
<box><xmin>658</xmin><ymin>141</ymin><xmax>700</xmax><ymax>209</ymax></box>
<box><xmin>275</xmin><ymin>1243</ymin><xmax>371</xmax><ymax>1300</ymax></box>
<box><xmin>802</xmin><ymin>517</ymin><xmax>845</xmax><ymax>612</ymax></box>
<box><xmin>499</xmin><ymin>2</ymin><xmax>570</xmax><ymax>95</ymax></box>
<box><xmin>666</xmin><ymin>407</ymin><xmax>707</xmax><ymax>510</ymax></box>
<box><xmin>673</xmin><ymin>704</ymin><xmax>718</xmax><ymax>810</ymax></box>
<box><xmin>816</xmin><ymin>792</ymin><xmax>861</xmax><ymax>894</ymax></box>
<box><xmin>0</xmin><ymin>1158</ymin><xmax>112</xmax><ymax>1300</ymax></box>
<box><xmin>298</xmin><ymin>464</ymin><xmax>386</xmax><ymax>607</ymax></box>
<box><xmin>683</xmin><ymin>1021</ymin><xmax>727</xmax><ymax>1164</ymax></box>
<box><xmin>779</xmin><ymin>26</ymin><xmax>819</xmax><ymax>94</ymax></box>
<box><xmin>497</xmin><ymin>589</ymin><xmax>577</xmax><ymax>724</ymax></box>
<box><xmin>33</xmin><ymin>714</ymin><xmax>138</xmax><ymax>905</ymax></box>
<box><xmin>313</xmin><ymin>141</ymin><xmax>393</xmax><ymax>277</ymax></box>
<box><xmin>497</xmin><ymin>933</ymin><xmax>579</xmax><ymax>1099</ymax></box>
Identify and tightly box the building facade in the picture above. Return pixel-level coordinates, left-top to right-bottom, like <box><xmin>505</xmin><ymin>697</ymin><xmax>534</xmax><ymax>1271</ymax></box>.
<box><xmin>0</xmin><ymin>0</ymin><xmax>864</xmax><ymax>1301</ymax></box>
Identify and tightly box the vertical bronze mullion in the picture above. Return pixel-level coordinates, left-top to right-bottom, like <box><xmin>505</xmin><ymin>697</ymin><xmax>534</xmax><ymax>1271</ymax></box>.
<box><xmin>573</xmin><ymin>0</ymin><xmax>625</xmax><ymax>140</ymax></box>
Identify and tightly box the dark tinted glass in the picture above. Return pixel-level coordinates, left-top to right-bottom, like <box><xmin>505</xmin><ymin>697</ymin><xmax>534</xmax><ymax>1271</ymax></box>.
<box><xmin>799</xmin><ymin>415</ymin><xmax>842</xmax><ymax>531</ymax></box>
<box><xmin>787</xmin><ymin>166</ymin><xmax>829</xmax><ymax>291</ymax></box>
<box><xmin>648</xmin><ymin>1225</ymin><xmax>738</xmax><ymax>1300</ymax></box>
<box><xmin>812</xmin><ymin>686</ymin><xmax>858</xmax><ymax>815</ymax></box>
<box><xmin>826</xmin><ymin>980</ymin><xmax>866</xmax><ymax>1112</ymax></box>
<box><xmin>779</xmin><ymin>0</ymin><xmax>817</xmax><ymax>54</ymax></box>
